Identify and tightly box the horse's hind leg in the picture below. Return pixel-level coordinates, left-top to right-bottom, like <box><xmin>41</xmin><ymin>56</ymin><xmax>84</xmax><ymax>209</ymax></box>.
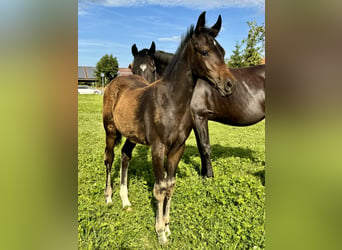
<box><xmin>104</xmin><ymin>126</ymin><xmax>117</xmax><ymax>204</ymax></box>
<box><xmin>120</xmin><ymin>139</ymin><xmax>136</xmax><ymax>209</ymax></box>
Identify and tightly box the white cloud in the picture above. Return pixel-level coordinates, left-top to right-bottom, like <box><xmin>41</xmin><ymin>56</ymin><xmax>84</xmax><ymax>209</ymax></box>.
<box><xmin>78</xmin><ymin>40</ymin><xmax>127</xmax><ymax>49</ymax></box>
<box><xmin>78</xmin><ymin>2</ymin><xmax>92</xmax><ymax>15</ymax></box>
<box><xmin>158</xmin><ymin>36</ymin><xmax>181</xmax><ymax>42</ymax></box>
<box><xmin>78</xmin><ymin>8</ymin><xmax>88</xmax><ymax>15</ymax></box>
<box><xmin>79</xmin><ymin>0</ymin><xmax>264</xmax><ymax>10</ymax></box>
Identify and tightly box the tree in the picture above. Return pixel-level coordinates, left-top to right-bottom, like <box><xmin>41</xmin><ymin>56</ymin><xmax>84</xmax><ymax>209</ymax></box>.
<box><xmin>227</xmin><ymin>41</ymin><xmax>244</xmax><ymax>68</ymax></box>
<box><xmin>241</xmin><ymin>21</ymin><xmax>265</xmax><ymax>67</ymax></box>
<box><xmin>94</xmin><ymin>54</ymin><xmax>119</xmax><ymax>86</ymax></box>
<box><xmin>225</xmin><ymin>21</ymin><xmax>265</xmax><ymax>68</ymax></box>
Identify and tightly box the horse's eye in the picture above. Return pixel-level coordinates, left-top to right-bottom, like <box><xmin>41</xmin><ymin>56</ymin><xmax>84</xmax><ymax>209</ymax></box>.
<box><xmin>200</xmin><ymin>50</ymin><xmax>209</xmax><ymax>56</ymax></box>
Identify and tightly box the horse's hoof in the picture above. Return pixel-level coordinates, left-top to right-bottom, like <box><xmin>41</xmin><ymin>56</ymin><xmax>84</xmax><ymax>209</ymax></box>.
<box><xmin>201</xmin><ymin>174</ymin><xmax>213</xmax><ymax>178</ymax></box>
<box><xmin>122</xmin><ymin>200</ymin><xmax>132</xmax><ymax>210</ymax></box>
<box><xmin>123</xmin><ymin>206</ymin><xmax>132</xmax><ymax>212</ymax></box>
<box><xmin>205</xmin><ymin>171</ymin><xmax>214</xmax><ymax>178</ymax></box>
<box><xmin>165</xmin><ymin>225</ymin><xmax>171</xmax><ymax>237</ymax></box>
<box><xmin>157</xmin><ymin>232</ymin><xmax>168</xmax><ymax>245</ymax></box>
<box><xmin>201</xmin><ymin>168</ymin><xmax>214</xmax><ymax>178</ymax></box>
<box><xmin>105</xmin><ymin>196</ymin><xmax>112</xmax><ymax>204</ymax></box>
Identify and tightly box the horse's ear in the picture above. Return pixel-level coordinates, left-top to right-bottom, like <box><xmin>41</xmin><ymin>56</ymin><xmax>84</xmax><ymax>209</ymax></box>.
<box><xmin>195</xmin><ymin>11</ymin><xmax>206</xmax><ymax>34</ymax></box>
<box><xmin>209</xmin><ymin>15</ymin><xmax>222</xmax><ymax>37</ymax></box>
<box><xmin>149</xmin><ymin>41</ymin><xmax>156</xmax><ymax>55</ymax></box>
<box><xmin>132</xmin><ymin>44</ymin><xmax>138</xmax><ymax>56</ymax></box>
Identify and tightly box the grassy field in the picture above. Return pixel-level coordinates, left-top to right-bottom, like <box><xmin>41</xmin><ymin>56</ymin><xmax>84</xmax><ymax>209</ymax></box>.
<box><xmin>78</xmin><ymin>94</ymin><xmax>265</xmax><ymax>249</ymax></box>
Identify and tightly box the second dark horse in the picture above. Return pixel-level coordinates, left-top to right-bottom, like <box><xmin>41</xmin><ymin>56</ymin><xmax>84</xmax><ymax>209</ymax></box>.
<box><xmin>131</xmin><ymin>42</ymin><xmax>265</xmax><ymax>177</ymax></box>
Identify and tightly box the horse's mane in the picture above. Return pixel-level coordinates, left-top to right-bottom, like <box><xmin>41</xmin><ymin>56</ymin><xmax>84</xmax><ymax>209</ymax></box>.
<box><xmin>163</xmin><ymin>25</ymin><xmax>194</xmax><ymax>80</ymax></box>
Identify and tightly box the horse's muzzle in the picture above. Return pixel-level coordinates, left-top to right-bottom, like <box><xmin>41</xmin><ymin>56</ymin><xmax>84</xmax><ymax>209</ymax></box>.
<box><xmin>218</xmin><ymin>79</ymin><xmax>235</xmax><ymax>96</ymax></box>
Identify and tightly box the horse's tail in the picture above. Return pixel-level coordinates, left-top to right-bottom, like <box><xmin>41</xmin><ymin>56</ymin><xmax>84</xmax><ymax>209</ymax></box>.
<box><xmin>103</xmin><ymin>81</ymin><xmax>122</xmax><ymax>147</ymax></box>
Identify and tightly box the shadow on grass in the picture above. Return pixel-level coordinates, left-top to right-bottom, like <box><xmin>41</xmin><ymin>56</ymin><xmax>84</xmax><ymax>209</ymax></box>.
<box><xmin>108</xmin><ymin>142</ymin><xmax>265</xmax><ymax>218</ymax></box>
<box><xmin>252</xmin><ymin>169</ymin><xmax>265</xmax><ymax>186</ymax></box>
<box><xmin>112</xmin><ymin>143</ymin><xmax>262</xmax><ymax>188</ymax></box>
<box><xmin>181</xmin><ymin>144</ymin><xmax>261</xmax><ymax>172</ymax></box>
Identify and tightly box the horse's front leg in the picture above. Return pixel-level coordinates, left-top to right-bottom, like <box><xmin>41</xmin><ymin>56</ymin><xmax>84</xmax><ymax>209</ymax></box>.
<box><xmin>120</xmin><ymin>139</ymin><xmax>136</xmax><ymax>210</ymax></box>
<box><xmin>164</xmin><ymin>143</ymin><xmax>185</xmax><ymax>237</ymax></box>
<box><xmin>192</xmin><ymin>114</ymin><xmax>214</xmax><ymax>177</ymax></box>
<box><xmin>151</xmin><ymin>142</ymin><xmax>168</xmax><ymax>245</ymax></box>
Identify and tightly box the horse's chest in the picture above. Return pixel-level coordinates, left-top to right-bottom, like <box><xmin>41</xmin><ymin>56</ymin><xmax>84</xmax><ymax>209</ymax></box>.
<box><xmin>151</xmin><ymin>107</ymin><xmax>192</xmax><ymax>145</ymax></box>
<box><xmin>167</xmin><ymin>111</ymin><xmax>193</xmax><ymax>145</ymax></box>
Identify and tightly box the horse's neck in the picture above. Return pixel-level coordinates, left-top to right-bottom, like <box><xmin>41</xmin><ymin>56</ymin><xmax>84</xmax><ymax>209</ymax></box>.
<box><xmin>163</xmin><ymin>51</ymin><xmax>195</xmax><ymax>106</ymax></box>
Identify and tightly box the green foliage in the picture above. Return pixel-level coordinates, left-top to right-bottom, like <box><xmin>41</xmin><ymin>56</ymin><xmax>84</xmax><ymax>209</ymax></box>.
<box><xmin>241</xmin><ymin>21</ymin><xmax>265</xmax><ymax>67</ymax></box>
<box><xmin>94</xmin><ymin>54</ymin><xmax>119</xmax><ymax>86</ymax></box>
<box><xmin>227</xmin><ymin>42</ymin><xmax>244</xmax><ymax>68</ymax></box>
<box><xmin>78</xmin><ymin>95</ymin><xmax>265</xmax><ymax>249</ymax></box>
<box><xmin>227</xmin><ymin>21</ymin><xmax>265</xmax><ymax>67</ymax></box>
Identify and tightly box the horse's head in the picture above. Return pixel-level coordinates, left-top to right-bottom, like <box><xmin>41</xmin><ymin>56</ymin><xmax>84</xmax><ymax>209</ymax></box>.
<box><xmin>131</xmin><ymin>42</ymin><xmax>157</xmax><ymax>84</ymax></box>
<box><xmin>190</xmin><ymin>12</ymin><xmax>236</xmax><ymax>96</ymax></box>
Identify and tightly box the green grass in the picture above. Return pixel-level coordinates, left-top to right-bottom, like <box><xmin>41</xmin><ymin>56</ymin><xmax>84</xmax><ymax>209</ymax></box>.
<box><xmin>78</xmin><ymin>95</ymin><xmax>265</xmax><ymax>249</ymax></box>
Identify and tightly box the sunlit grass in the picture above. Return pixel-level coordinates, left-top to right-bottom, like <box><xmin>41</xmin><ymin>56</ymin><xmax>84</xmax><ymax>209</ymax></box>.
<box><xmin>78</xmin><ymin>95</ymin><xmax>265</xmax><ymax>249</ymax></box>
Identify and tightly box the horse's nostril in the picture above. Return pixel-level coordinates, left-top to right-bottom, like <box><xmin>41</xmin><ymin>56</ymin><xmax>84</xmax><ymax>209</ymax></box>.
<box><xmin>226</xmin><ymin>81</ymin><xmax>232</xmax><ymax>88</ymax></box>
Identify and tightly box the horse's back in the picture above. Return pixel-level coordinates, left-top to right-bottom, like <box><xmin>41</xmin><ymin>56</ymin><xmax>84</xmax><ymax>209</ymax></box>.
<box><xmin>103</xmin><ymin>75</ymin><xmax>149</xmax><ymax>112</ymax></box>
<box><xmin>105</xmin><ymin>75</ymin><xmax>149</xmax><ymax>96</ymax></box>
<box><xmin>229</xmin><ymin>64</ymin><xmax>265</xmax><ymax>85</ymax></box>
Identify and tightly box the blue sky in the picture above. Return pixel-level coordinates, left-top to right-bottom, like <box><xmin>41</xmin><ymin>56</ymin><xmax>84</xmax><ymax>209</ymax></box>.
<box><xmin>78</xmin><ymin>0</ymin><xmax>264</xmax><ymax>68</ymax></box>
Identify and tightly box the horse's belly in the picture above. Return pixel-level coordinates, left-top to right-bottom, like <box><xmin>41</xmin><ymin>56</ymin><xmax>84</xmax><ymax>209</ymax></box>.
<box><xmin>213</xmin><ymin>101</ymin><xmax>264</xmax><ymax>126</ymax></box>
<box><xmin>113</xmin><ymin>96</ymin><xmax>147</xmax><ymax>144</ymax></box>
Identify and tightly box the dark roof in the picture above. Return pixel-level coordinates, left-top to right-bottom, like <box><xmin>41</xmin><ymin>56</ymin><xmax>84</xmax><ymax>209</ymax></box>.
<box><xmin>78</xmin><ymin>66</ymin><xmax>132</xmax><ymax>80</ymax></box>
<box><xmin>78</xmin><ymin>66</ymin><xmax>96</xmax><ymax>81</ymax></box>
